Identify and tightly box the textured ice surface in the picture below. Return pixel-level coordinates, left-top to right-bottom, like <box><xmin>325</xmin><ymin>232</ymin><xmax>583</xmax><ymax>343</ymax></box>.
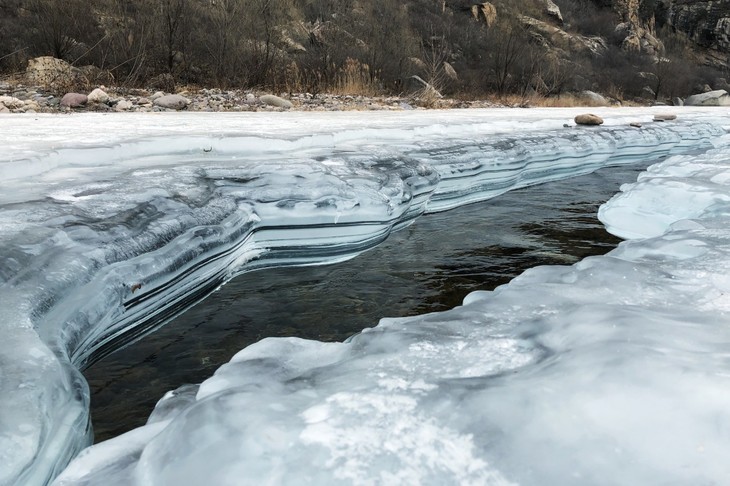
<box><xmin>56</xmin><ymin>129</ymin><xmax>730</xmax><ymax>485</ymax></box>
<box><xmin>1</xmin><ymin>108</ymin><xmax>728</xmax><ymax>485</ymax></box>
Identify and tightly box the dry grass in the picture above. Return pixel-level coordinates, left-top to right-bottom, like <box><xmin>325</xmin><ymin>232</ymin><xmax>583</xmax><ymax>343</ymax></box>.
<box><xmin>332</xmin><ymin>58</ymin><xmax>380</xmax><ymax>96</ymax></box>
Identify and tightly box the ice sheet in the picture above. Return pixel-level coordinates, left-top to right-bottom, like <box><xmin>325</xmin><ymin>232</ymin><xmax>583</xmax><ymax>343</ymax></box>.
<box><xmin>55</xmin><ymin>131</ymin><xmax>730</xmax><ymax>485</ymax></box>
<box><xmin>1</xmin><ymin>108</ymin><xmax>728</xmax><ymax>485</ymax></box>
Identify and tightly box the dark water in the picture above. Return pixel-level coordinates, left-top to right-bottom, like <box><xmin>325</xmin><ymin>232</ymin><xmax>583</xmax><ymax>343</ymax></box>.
<box><xmin>85</xmin><ymin>163</ymin><xmax>643</xmax><ymax>442</ymax></box>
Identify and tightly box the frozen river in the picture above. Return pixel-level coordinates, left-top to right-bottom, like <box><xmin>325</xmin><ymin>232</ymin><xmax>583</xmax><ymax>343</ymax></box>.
<box><xmin>1</xmin><ymin>108</ymin><xmax>730</xmax><ymax>485</ymax></box>
<box><xmin>86</xmin><ymin>163</ymin><xmax>635</xmax><ymax>442</ymax></box>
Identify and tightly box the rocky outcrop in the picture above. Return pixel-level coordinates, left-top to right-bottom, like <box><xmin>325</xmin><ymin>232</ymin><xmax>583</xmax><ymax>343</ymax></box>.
<box><xmin>611</xmin><ymin>0</ymin><xmax>664</xmax><ymax>56</ymax></box>
<box><xmin>543</xmin><ymin>0</ymin><xmax>563</xmax><ymax>24</ymax></box>
<box><xmin>665</xmin><ymin>0</ymin><xmax>730</xmax><ymax>50</ymax></box>
<box><xmin>520</xmin><ymin>16</ymin><xmax>607</xmax><ymax>56</ymax></box>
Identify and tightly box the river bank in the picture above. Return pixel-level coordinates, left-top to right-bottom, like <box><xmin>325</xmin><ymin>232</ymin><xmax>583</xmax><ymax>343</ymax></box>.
<box><xmin>0</xmin><ymin>80</ymin><xmax>506</xmax><ymax>114</ymax></box>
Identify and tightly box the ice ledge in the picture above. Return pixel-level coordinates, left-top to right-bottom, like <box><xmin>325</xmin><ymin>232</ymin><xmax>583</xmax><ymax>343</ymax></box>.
<box><xmin>1</xmin><ymin>108</ymin><xmax>728</xmax><ymax>485</ymax></box>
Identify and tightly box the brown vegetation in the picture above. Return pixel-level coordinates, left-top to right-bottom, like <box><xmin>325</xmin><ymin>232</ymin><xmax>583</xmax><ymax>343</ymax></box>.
<box><xmin>0</xmin><ymin>0</ymin><xmax>727</xmax><ymax>103</ymax></box>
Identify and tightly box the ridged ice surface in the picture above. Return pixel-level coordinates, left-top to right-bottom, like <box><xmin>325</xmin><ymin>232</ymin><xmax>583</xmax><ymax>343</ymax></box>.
<box><xmin>1</xmin><ymin>108</ymin><xmax>728</xmax><ymax>485</ymax></box>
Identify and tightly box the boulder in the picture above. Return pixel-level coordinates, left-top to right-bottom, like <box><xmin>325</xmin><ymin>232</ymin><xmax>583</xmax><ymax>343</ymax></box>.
<box><xmin>408</xmin><ymin>75</ymin><xmax>442</xmax><ymax>99</ymax></box>
<box><xmin>684</xmin><ymin>89</ymin><xmax>730</xmax><ymax>106</ymax></box>
<box><xmin>114</xmin><ymin>100</ymin><xmax>134</xmax><ymax>111</ymax></box>
<box><xmin>153</xmin><ymin>94</ymin><xmax>189</xmax><ymax>110</ymax></box>
<box><xmin>60</xmin><ymin>93</ymin><xmax>88</xmax><ymax>108</ymax></box>
<box><xmin>0</xmin><ymin>96</ymin><xmax>24</xmax><ymax>110</ymax></box>
<box><xmin>25</xmin><ymin>57</ymin><xmax>83</xmax><ymax>90</ymax></box>
<box><xmin>579</xmin><ymin>90</ymin><xmax>609</xmax><ymax>106</ymax></box>
<box><xmin>259</xmin><ymin>94</ymin><xmax>293</xmax><ymax>109</ymax></box>
<box><xmin>87</xmin><ymin>88</ymin><xmax>109</xmax><ymax>104</ymax></box>
<box><xmin>653</xmin><ymin>113</ymin><xmax>677</xmax><ymax>122</ymax></box>
<box><xmin>574</xmin><ymin>113</ymin><xmax>604</xmax><ymax>126</ymax></box>
<box><xmin>672</xmin><ymin>97</ymin><xmax>684</xmax><ymax>106</ymax></box>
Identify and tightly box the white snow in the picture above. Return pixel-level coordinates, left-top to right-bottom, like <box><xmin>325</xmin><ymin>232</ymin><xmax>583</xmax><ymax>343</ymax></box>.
<box><xmin>1</xmin><ymin>107</ymin><xmax>729</xmax><ymax>485</ymax></box>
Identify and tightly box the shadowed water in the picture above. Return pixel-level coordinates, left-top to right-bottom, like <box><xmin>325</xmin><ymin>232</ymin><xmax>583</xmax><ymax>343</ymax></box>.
<box><xmin>85</xmin><ymin>163</ymin><xmax>643</xmax><ymax>442</ymax></box>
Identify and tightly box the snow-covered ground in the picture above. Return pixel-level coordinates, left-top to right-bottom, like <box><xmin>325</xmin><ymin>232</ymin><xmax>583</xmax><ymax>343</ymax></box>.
<box><xmin>1</xmin><ymin>108</ymin><xmax>729</xmax><ymax>485</ymax></box>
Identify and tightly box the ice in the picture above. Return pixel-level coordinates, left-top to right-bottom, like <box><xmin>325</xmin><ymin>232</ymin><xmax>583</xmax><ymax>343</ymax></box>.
<box><xmin>1</xmin><ymin>108</ymin><xmax>729</xmax><ymax>485</ymax></box>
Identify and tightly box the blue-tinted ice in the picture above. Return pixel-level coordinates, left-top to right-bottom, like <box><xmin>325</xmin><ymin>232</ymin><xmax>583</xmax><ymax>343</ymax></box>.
<box><xmin>1</xmin><ymin>109</ymin><xmax>728</xmax><ymax>485</ymax></box>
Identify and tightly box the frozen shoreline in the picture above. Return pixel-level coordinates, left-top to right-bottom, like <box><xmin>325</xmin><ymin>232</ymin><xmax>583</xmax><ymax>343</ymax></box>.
<box><xmin>1</xmin><ymin>108</ymin><xmax>728</xmax><ymax>485</ymax></box>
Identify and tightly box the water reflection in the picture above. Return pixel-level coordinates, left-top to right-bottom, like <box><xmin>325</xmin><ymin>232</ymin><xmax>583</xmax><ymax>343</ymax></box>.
<box><xmin>85</xmin><ymin>163</ymin><xmax>640</xmax><ymax>442</ymax></box>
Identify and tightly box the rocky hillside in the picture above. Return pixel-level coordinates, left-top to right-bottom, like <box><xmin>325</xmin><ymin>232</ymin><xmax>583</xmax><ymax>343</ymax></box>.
<box><xmin>0</xmin><ymin>0</ymin><xmax>728</xmax><ymax>103</ymax></box>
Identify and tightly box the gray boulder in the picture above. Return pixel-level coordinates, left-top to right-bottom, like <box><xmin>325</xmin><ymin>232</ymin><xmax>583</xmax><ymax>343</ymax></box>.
<box><xmin>579</xmin><ymin>90</ymin><xmax>609</xmax><ymax>106</ymax></box>
<box><xmin>60</xmin><ymin>92</ymin><xmax>88</xmax><ymax>108</ymax></box>
<box><xmin>684</xmin><ymin>89</ymin><xmax>730</xmax><ymax>106</ymax></box>
<box><xmin>259</xmin><ymin>94</ymin><xmax>293</xmax><ymax>109</ymax></box>
<box><xmin>87</xmin><ymin>88</ymin><xmax>109</xmax><ymax>104</ymax></box>
<box><xmin>153</xmin><ymin>94</ymin><xmax>189</xmax><ymax>110</ymax></box>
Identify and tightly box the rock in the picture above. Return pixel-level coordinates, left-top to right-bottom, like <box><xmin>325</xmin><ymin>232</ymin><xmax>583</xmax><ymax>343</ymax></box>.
<box><xmin>579</xmin><ymin>90</ymin><xmax>609</xmax><ymax>106</ymax></box>
<box><xmin>408</xmin><ymin>75</ymin><xmax>442</xmax><ymax>99</ymax></box>
<box><xmin>0</xmin><ymin>96</ymin><xmax>24</xmax><ymax>110</ymax></box>
<box><xmin>115</xmin><ymin>100</ymin><xmax>133</xmax><ymax>111</ymax></box>
<box><xmin>672</xmin><ymin>97</ymin><xmax>684</xmax><ymax>106</ymax></box>
<box><xmin>244</xmin><ymin>93</ymin><xmax>257</xmax><ymax>104</ymax></box>
<box><xmin>471</xmin><ymin>2</ymin><xmax>497</xmax><ymax>27</ymax></box>
<box><xmin>653</xmin><ymin>113</ymin><xmax>677</xmax><ymax>122</ymax></box>
<box><xmin>543</xmin><ymin>0</ymin><xmax>563</xmax><ymax>23</ymax></box>
<box><xmin>684</xmin><ymin>89</ymin><xmax>730</xmax><ymax>106</ymax></box>
<box><xmin>443</xmin><ymin>61</ymin><xmax>458</xmax><ymax>81</ymax></box>
<box><xmin>150</xmin><ymin>91</ymin><xmax>166</xmax><ymax>101</ymax></box>
<box><xmin>87</xmin><ymin>88</ymin><xmax>109</xmax><ymax>104</ymax></box>
<box><xmin>519</xmin><ymin>16</ymin><xmax>607</xmax><ymax>57</ymax></box>
<box><xmin>60</xmin><ymin>93</ymin><xmax>88</xmax><ymax>108</ymax></box>
<box><xmin>666</xmin><ymin>2</ymin><xmax>730</xmax><ymax>55</ymax></box>
<box><xmin>574</xmin><ymin>113</ymin><xmax>604</xmax><ymax>126</ymax></box>
<box><xmin>23</xmin><ymin>100</ymin><xmax>40</xmax><ymax>112</ymax></box>
<box><xmin>630</xmin><ymin>122</ymin><xmax>642</xmax><ymax>128</ymax></box>
<box><xmin>25</xmin><ymin>57</ymin><xmax>83</xmax><ymax>91</ymax></box>
<box><xmin>153</xmin><ymin>94</ymin><xmax>189</xmax><ymax>110</ymax></box>
<box><xmin>259</xmin><ymin>94</ymin><xmax>293</xmax><ymax>109</ymax></box>
<box><xmin>88</xmin><ymin>102</ymin><xmax>111</xmax><ymax>112</ymax></box>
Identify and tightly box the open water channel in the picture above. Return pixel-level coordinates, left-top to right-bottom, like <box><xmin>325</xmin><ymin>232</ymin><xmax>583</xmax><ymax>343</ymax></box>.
<box><xmin>85</xmin><ymin>162</ymin><xmax>645</xmax><ymax>442</ymax></box>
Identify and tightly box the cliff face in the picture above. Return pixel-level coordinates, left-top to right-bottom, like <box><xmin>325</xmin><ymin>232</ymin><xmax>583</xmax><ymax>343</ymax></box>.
<box><xmin>663</xmin><ymin>0</ymin><xmax>730</xmax><ymax>51</ymax></box>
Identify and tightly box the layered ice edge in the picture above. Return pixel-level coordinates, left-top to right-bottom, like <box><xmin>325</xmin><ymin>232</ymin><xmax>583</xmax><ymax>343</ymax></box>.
<box><xmin>0</xmin><ymin>109</ymin><xmax>727</xmax><ymax>485</ymax></box>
